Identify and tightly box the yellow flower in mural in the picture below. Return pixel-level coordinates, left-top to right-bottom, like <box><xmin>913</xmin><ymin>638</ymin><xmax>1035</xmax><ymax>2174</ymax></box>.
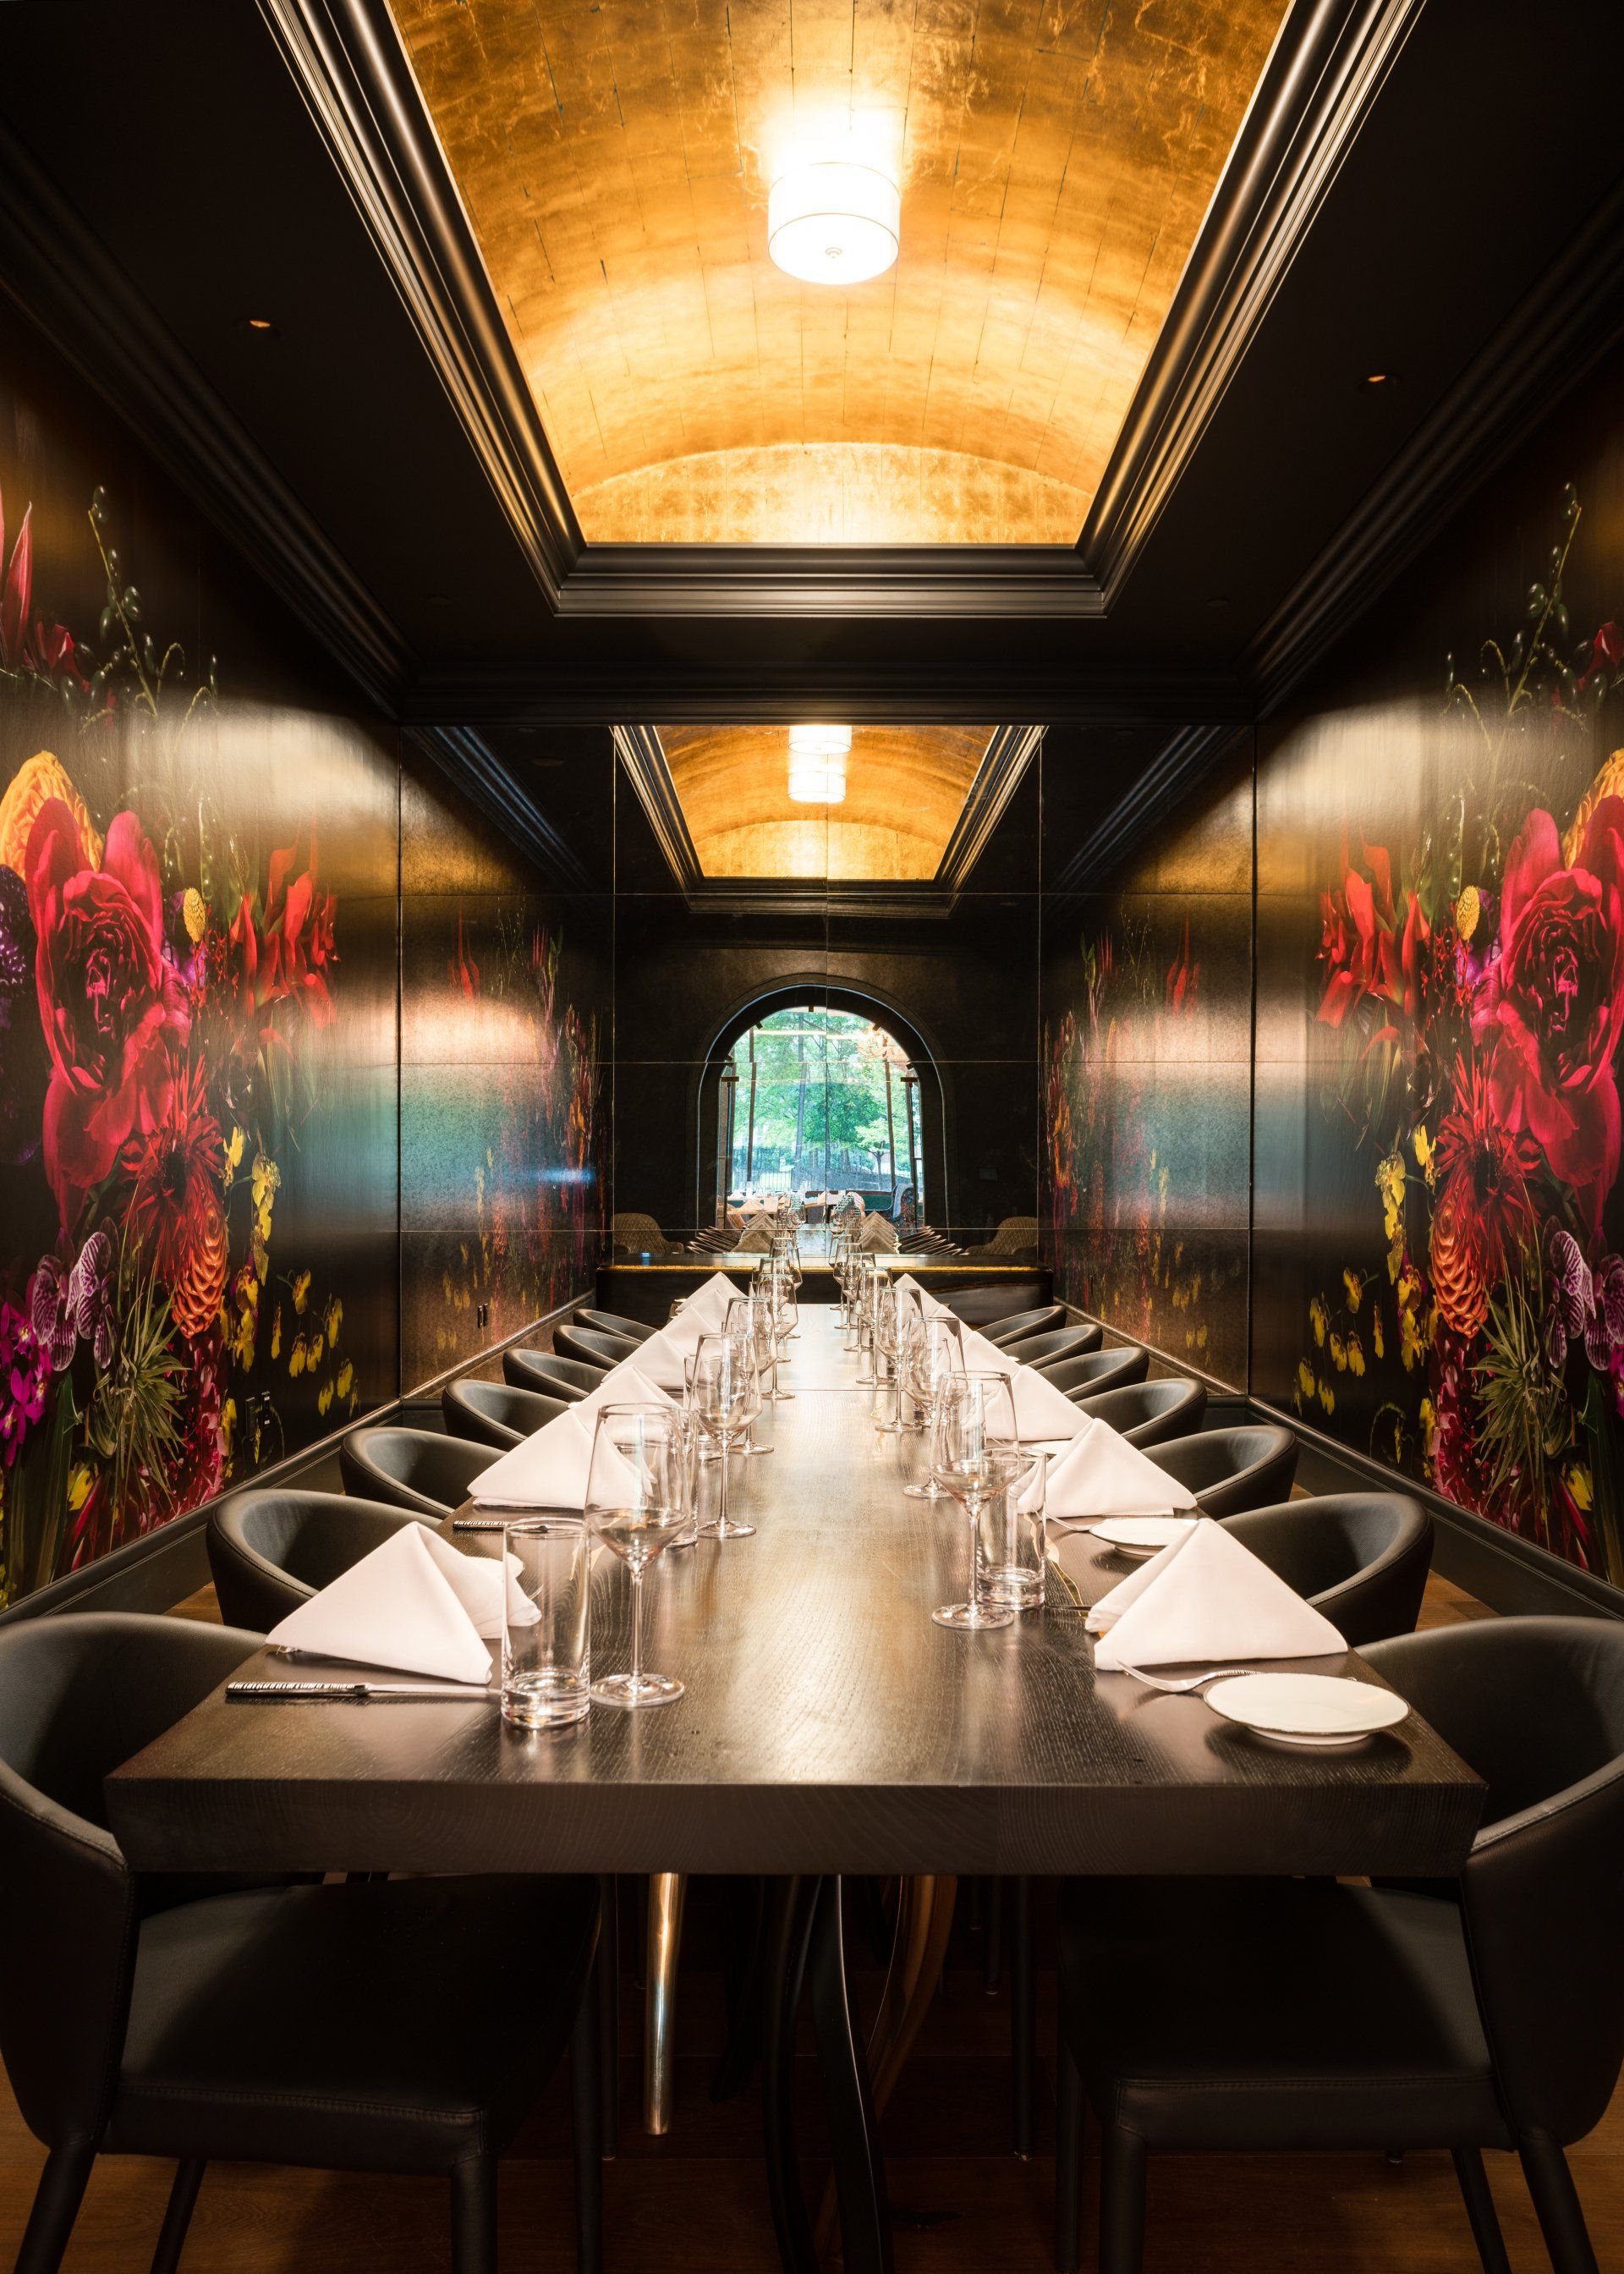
<box><xmin>1342</xmin><ymin>1268</ymin><xmax>1363</xmax><ymax>1313</ymax></box>
<box><xmin>182</xmin><ymin>887</ymin><xmax>208</xmax><ymax>942</ymax></box>
<box><xmin>221</xmin><ymin>1398</ymin><xmax>238</xmax><ymax>1463</ymax></box>
<box><xmin>1376</xmin><ymin>1150</ymin><xmax>1406</xmax><ymax>1246</ymax></box>
<box><xmin>224</xmin><ymin>1125</ymin><xmax>245</xmax><ymax>1187</ymax></box>
<box><xmin>271</xmin><ymin>1307</ymin><xmax>283</xmax><ymax>1361</ymax></box>
<box><xmin>1418</xmin><ymin>1395</ymin><xmax>1436</xmax><ymax>1443</ymax></box>
<box><xmin>1329</xmin><ymin>1331</ymin><xmax>1347</xmax><ymax>1372</ymax></box>
<box><xmin>337</xmin><ymin>1359</ymin><xmax>354</xmax><ymax>1399</ymax></box>
<box><xmin>1345</xmin><ymin>1331</ymin><xmax>1365</xmax><ymax>1377</ymax></box>
<box><xmin>1563</xmin><ymin>748</ymin><xmax>1624</xmax><ymax>866</ymax></box>
<box><xmin>317</xmin><ymin>1381</ymin><xmax>335</xmax><ymax>1418</ymax></box>
<box><xmin>291</xmin><ymin>1270</ymin><xmax>311</xmax><ymax>1316</ymax></box>
<box><xmin>1318</xmin><ymin>1379</ymin><xmax>1336</xmax><ymax>1414</ymax></box>
<box><xmin>1372</xmin><ymin>1307</ymin><xmax>1385</xmax><ymax>1360</ymax></box>
<box><xmin>289</xmin><ymin>1335</ymin><xmax>308</xmax><ymax>1379</ymax></box>
<box><xmin>1413</xmin><ymin>1124</ymin><xmax>1436</xmax><ymax>1185</ymax></box>
<box><xmin>66</xmin><ymin>1464</ymin><xmax>95</xmax><ymax>1513</ymax></box>
<box><xmin>1297</xmin><ymin>1359</ymin><xmax>1315</xmax><ymax>1400</ymax></box>
<box><xmin>1455</xmin><ymin>885</ymin><xmax>1481</xmax><ymax>943</ymax></box>
<box><xmin>324</xmin><ymin>1296</ymin><xmax>343</xmax><ymax>1346</ymax></box>
<box><xmin>1309</xmin><ymin>1294</ymin><xmax>1328</xmax><ymax>1347</ymax></box>
<box><xmin>1568</xmin><ymin>1464</ymin><xmax>1594</xmax><ymax>1513</ymax></box>
<box><xmin>0</xmin><ymin>750</ymin><xmax>103</xmax><ymax>874</ymax></box>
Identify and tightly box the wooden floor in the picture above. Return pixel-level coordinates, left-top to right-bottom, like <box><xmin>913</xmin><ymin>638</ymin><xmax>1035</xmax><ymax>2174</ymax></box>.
<box><xmin>4</xmin><ymin>1568</ymin><xmax>1616</xmax><ymax>2274</ymax></box>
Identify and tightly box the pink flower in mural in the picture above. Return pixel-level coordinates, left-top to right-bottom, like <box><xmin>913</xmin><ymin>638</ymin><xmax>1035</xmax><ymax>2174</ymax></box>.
<box><xmin>1473</xmin><ymin>798</ymin><xmax>1624</xmax><ymax>1233</ymax></box>
<box><xmin>1317</xmin><ymin>839</ymin><xmax>1429</xmax><ymax>1035</ymax></box>
<box><xmin>0</xmin><ymin>864</ymin><xmax>47</xmax><ymax>1166</ymax></box>
<box><xmin>25</xmin><ymin>798</ymin><xmax>184</xmax><ymax>1227</ymax></box>
<box><xmin>261</xmin><ymin>828</ymin><xmax>337</xmax><ymax>1022</ymax></box>
<box><xmin>122</xmin><ymin>1059</ymin><xmax>229</xmax><ymax>1338</ymax></box>
<box><xmin>0</xmin><ymin>495</ymin><xmax>87</xmax><ymax>689</ymax></box>
<box><xmin>0</xmin><ymin>1300</ymin><xmax>49</xmax><ymax>1468</ymax></box>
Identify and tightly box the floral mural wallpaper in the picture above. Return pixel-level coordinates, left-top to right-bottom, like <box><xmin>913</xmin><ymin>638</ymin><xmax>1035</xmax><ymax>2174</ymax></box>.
<box><xmin>1260</xmin><ymin>479</ymin><xmax>1624</xmax><ymax>1585</ymax></box>
<box><xmin>0</xmin><ymin>314</ymin><xmax>606</xmax><ymax>1608</ymax></box>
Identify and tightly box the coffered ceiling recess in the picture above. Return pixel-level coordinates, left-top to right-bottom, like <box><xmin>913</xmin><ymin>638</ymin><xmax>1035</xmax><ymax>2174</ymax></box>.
<box><xmin>390</xmin><ymin>0</ymin><xmax>1287</xmax><ymax>547</ymax></box>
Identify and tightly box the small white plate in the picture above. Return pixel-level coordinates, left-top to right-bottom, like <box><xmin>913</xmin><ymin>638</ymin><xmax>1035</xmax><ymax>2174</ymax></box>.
<box><xmin>1091</xmin><ymin>1514</ymin><xmax>1197</xmax><ymax>1557</ymax></box>
<box><xmin>1204</xmin><ymin>1673</ymin><xmax>1410</xmax><ymax>1747</ymax></box>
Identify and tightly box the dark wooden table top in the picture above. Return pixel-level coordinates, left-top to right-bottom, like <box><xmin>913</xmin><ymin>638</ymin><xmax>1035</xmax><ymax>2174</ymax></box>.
<box><xmin>107</xmin><ymin>1312</ymin><xmax>1483</xmax><ymax>1880</ymax></box>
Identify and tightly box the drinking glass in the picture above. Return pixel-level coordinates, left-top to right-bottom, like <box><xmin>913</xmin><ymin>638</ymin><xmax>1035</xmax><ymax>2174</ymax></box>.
<box><xmin>980</xmin><ymin>1447</ymin><xmax>1048</xmax><ymax>1611</ymax></box>
<box><xmin>929</xmin><ymin>1372</ymin><xmax>1023</xmax><ymax>1631</ymax></box>
<box><xmin>502</xmin><ymin>1518</ymin><xmax>592</xmax><ymax>1727</ymax></box>
<box><xmin>871</xmin><ymin>1280</ymin><xmax>906</xmax><ymax>1433</ymax></box>
<box><xmin>724</xmin><ymin>1295</ymin><xmax>776</xmax><ymax>1453</ymax></box>
<box><xmin>902</xmin><ymin>1313</ymin><xmax>965</xmax><ymax>1500</ymax></box>
<box><xmin>766</xmin><ymin>1264</ymin><xmax>798</xmax><ymax>1398</ymax></box>
<box><xmin>585</xmin><ymin>1404</ymin><xmax>689</xmax><ymax>1707</ymax></box>
<box><xmin>690</xmin><ymin>1331</ymin><xmax>757</xmax><ymax>1539</ymax></box>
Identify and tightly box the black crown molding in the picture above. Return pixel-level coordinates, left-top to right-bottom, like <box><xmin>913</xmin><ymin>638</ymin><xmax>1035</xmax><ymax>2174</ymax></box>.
<box><xmin>0</xmin><ymin>119</ymin><xmax>409</xmax><ymax>712</ymax></box>
<box><xmin>1047</xmin><ymin>724</ymin><xmax>1243</xmax><ymax>900</ymax></box>
<box><xmin>409</xmin><ymin>727</ymin><xmax>592</xmax><ymax>890</ymax></box>
<box><xmin>1248</xmin><ymin>174</ymin><xmax>1624</xmax><ymax>716</ymax></box>
<box><xmin>1078</xmin><ymin>0</ymin><xmax>1423</xmax><ymax>607</ymax></box>
<box><xmin>935</xmin><ymin>725</ymin><xmax>1044</xmax><ymax>893</ymax></box>
<box><xmin>612</xmin><ymin>727</ymin><xmax>703</xmax><ymax>896</ymax></box>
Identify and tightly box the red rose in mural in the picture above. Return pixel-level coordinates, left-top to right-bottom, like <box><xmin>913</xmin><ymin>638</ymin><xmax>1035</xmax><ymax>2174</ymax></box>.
<box><xmin>263</xmin><ymin>827</ymin><xmax>337</xmax><ymax>1021</ymax></box>
<box><xmin>1316</xmin><ymin>838</ymin><xmax>1428</xmax><ymax>1035</ymax></box>
<box><xmin>1473</xmin><ymin>799</ymin><xmax>1624</xmax><ymax>1232</ymax></box>
<box><xmin>26</xmin><ymin>799</ymin><xmax>184</xmax><ymax>1226</ymax></box>
<box><xmin>123</xmin><ymin>1059</ymin><xmax>230</xmax><ymax>1337</ymax></box>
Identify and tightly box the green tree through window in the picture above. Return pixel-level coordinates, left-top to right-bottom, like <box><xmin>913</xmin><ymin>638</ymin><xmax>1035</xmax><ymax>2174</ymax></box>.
<box><xmin>727</xmin><ymin>1009</ymin><xmax>923</xmax><ymax>1207</ymax></box>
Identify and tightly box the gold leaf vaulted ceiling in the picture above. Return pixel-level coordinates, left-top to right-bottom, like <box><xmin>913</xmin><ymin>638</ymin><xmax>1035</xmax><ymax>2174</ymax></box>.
<box><xmin>389</xmin><ymin>0</ymin><xmax>1288</xmax><ymax>547</ymax></box>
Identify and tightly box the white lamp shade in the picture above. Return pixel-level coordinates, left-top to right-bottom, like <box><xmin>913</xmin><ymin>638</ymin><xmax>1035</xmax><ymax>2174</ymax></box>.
<box><xmin>768</xmin><ymin>161</ymin><xmax>900</xmax><ymax>287</ymax></box>
<box><xmin>788</xmin><ymin>722</ymin><xmax>853</xmax><ymax>761</ymax></box>
<box><xmin>788</xmin><ymin>763</ymin><xmax>848</xmax><ymax>805</ymax></box>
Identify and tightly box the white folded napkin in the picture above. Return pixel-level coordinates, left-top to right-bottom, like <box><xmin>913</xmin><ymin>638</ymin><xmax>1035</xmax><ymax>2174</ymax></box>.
<box><xmin>685</xmin><ymin>1272</ymin><xmax>743</xmax><ymax>1326</ymax></box>
<box><xmin>266</xmin><ymin>1523</ymin><xmax>534</xmax><ymax>1684</ymax></box>
<box><xmin>859</xmin><ymin>1215</ymin><xmax>899</xmax><ymax>1250</ymax></box>
<box><xmin>1080</xmin><ymin>1517</ymin><xmax>1347</xmax><ymax>1671</ymax></box>
<box><xmin>470</xmin><ymin>1405</ymin><xmax>601</xmax><ymax>1507</ymax></box>
<box><xmin>737</xmin><ymin>1222</ymin><xmax>775</xmax><ymax>1251</ymax></box>
<box><xmin>1033</xmin><ymin>1415</ymin><xmax>1199</xmax><ymax>1519</ymax></box>
<box><xmin>579</xmin><ymin>1358</ymin><xmax>678</xmax><ymax>1414</ymax></box>
<box><xmin>895</xmin><ymin>1272</ymin><xmax>952</xmax><ymax>1321</ymax></box>
<box><xmin>958</xmin><ymin>1331</ymin><xmax>1084</xmax><ymax>1440</ymax></box>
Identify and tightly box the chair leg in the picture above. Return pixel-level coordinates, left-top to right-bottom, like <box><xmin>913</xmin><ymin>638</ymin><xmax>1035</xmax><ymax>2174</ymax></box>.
<box><xmin>643</xmin><ymin>1870</ymin><xmax>686</xmax><ymax>2135</ymax></box>
<box><xmin>1517</xmin><ymin>2134</ymin><xmax>1600</xmax><ymax>2274</ymax></box>
<box><xmin>1099</xmin><ymin>2124</ymin><xmax>1147</xmax><ymax>2274</ymax></box>
<box><xmin>983</xmin><ymin>1876</ymin><xmax>1004</xmax><ymax>1992</ymax></box>
<box><xmin>1055</xmin><ymin>2037</ymin><xmax>1084</xmax><ymax>2274</ymax></box>
<box><xmin>595</xmin><ymin>1876</ymin><xmax>619</xmax><ymax>2157</ymax></box>
<box><xmin>448</xmin><ymin>2156</ymin><xmax>498</xmax><ymax>2274</ymax></box>
<box><xmin>1451</xmin><ymin>2150</ymin><xmax>1512</xmax><ymax>2274</ymax></box>
<box><xmin>1012</xmin><ymin>1875</ymin><xmax>1036</xmax><ymax>2156</ymax></box>
<box><xmin>16</xmin><ymin>2144</ymin><xmax>96</xmax><ymax>2274</ymax></box>
<box><xmin>572</xmin><ymin>1980</ymin><xmax>604</xmax><ymax>2274</ymax></box>
<box><xmin>149</xmin><ymin>2159</ymin><xmax>206</xmax><ymax>2274</ymax></box>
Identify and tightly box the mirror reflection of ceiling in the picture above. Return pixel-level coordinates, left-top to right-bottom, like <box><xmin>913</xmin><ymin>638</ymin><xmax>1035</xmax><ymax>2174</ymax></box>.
<box><xmin>388</xmin><ymin>0</ymin><xmax>1289</xmax><ymax>547</ymax></box>
<box><xmin>657</xmin><ymin>724</ymin><xmax>994</xmax><ymax>878</ymax></box>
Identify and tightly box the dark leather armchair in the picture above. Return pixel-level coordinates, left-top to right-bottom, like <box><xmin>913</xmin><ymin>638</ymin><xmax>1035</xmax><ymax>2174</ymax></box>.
<box><xmin>1003</xmin><ymin>1325</ymin><xmax>1108</xmax><ymax>1371</ymax></box>
<box><xmin>575</xmin><ymin>1308</ymin><xmax>656</xmax><ymax>1343</ymax></box>
<box><xmin>338</xmin><ymin>1426</ymin><xmax>498</xmax><ymax>1516</ymax></box>
<box><xmin>1143</xmin><ymin>1424</ymin><xmax>1298</xmax><ymax>1514</ymax></box>
<box><xmin>941</xmin><ymin>1285</ymin><xmax>1055</xmax><ymax>1329</ymax></box>
<box><xmin>984</xmin><ymin>1304</ymin><xmax>1066</xmax><ymax>1346</ymax></box>
<box><xmin>556</xmin><ymin>1324</ymin><xmax>639</xmax><ymax>1370</ymax></box>
<box><xmin>443</xmin><ymin>1377</ymin><xmax>569</xmax><ymax>1448</ymax></box>
<box><xmin>504</xmin><ymin>1348</ymin><xmax>600</xmax><ymax>1402</ymax></box>
<box><xmin>1220</xmin><ymin>1492</ymin><xmax>1433</xmax><ymax>1646</ymax></box>
<box><xmin>1054</xmin><ymin>1616</ymin><xmax>1624</xmax><ymax>2274</ymax></box>
<box><xmin>1075</xmin><ymin>1376</ymin><xmax>1206</xmax><ymax>1445</ymax></box>
<box><xmin>1043</xmin><ymin>1347</ymin><xmax>1150</xmax><ymax>1400</ymax></box>
<box><xmin>0</xmin><ymin>1612</ymin><xmax>601</xmax><ymax>2274</ymax></box>
<box><xmin>207</xmin><ymin>1489</ymin><xmax>435</xmax><ymax>1631</ymax></box>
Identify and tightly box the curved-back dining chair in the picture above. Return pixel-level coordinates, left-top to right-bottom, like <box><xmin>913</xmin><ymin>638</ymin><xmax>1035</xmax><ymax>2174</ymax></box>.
<box><xmin>1044</xmin><ymin>1347</ymin><xmax>1150</xmax><ymax>1402</ymax></box>
<box><xmin>338</xmin><ymin>1426</ymin><xmax>498</xmax><ymax>1518</ymax></box>
<box><xmin>941</xmin><ymin>1284</ymin><xmax>1048</xmax><ymax>1329</ymax></box>
<box><xmin>443</xmin><ymin>1378</ymin><xmax>570</xmax><ymax>1450</ymax></box>
<box><xmin>0</xmin><ymin>1612</ymin><xmax>602</xmax><ymax>2274</ymax></box>
<box><xmin>984</xmin><ymin>1304</ymin><xmax>1066</xmax><ymax>1347</ymax></box>
<box><xmin>504</xmin><ymin>1348</ymin><xmax>600</xmax><ymax>1403</ymax></box>
<box><xmin>1054</xmin><ymin>1616</ymin><xmax>1624</xmax><ymax>2274</ymax></box>
<box><xmin>556</xmin><ymin>1324</ymin><xmax>639</xmax><ymax>1370</ymax></box>
<box><xmin>575</xmin><ymin>1309</ymin><xmax>656</xmax><ymax>1344</ymax></box>
<box><xmin>1219</xmin><ymin>1492</ymin><xmax>1434</xmax><ymax>1647</ymax></box>
<box><xmin>1142</xmin><ymin>1424</ymin><xmax>1298</xmax><ymax>1515</ymax></box>
<box><xmin>207</xmin><ymin>1490</ymin><xmax>438</xmax><ymax>1631</ymax></box>
<box><xmin>1002</xmin><ymin>1325</ymin><xmax>1105</xmax><ymax>1372</ymax></box>
<box><xmin>1075</xmin><ymin>1376</ymin><xmax>1206</xmax><ymax>1446</ymax></box>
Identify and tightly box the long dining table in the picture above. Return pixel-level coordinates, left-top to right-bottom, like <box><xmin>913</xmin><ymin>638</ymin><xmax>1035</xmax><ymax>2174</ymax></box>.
<box><xmin>107</xmin><ymin>1306</ymin><xmax>1484</xmax><ymax>2274</ymax></box>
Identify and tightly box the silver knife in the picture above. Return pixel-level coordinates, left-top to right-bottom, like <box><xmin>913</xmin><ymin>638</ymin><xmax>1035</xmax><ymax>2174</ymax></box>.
<box><xmin>227</xmin><ymin>1678</ymin><xmax>495</xmax><ymax>1702</ymax></box>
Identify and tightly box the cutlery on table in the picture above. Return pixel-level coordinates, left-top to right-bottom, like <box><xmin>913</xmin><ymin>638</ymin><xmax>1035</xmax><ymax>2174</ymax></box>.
<box><xmin>1116</xmin><ymin>1665</ymin><xmax>1261</xmax><ymax>1694</ymax></box>
<box><xmin>227</xmin><ymin>1678</ymin><xmax>495</xmax><ymax>1702</ymax></box>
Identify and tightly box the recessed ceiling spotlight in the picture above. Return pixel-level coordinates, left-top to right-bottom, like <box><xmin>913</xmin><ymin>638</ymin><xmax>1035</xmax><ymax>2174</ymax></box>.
<box><xmin>1207</xmin><ymin>595</ymin><xmax>1232</xmax><ymax>610</ymax></box>
<box><xmin>769</xmin><ymin>155</ymin><xmax>899</xmax><ymax>287</ymax></box>
<box><xmin>239</xmin><ymin>316</ymin><xmax>279</xmax><ymax>336</ymax></box>
<box><xmin>1358</xmin><ymin>370</ymin><xmax>1398</xmax><ymax>390</ymax></box>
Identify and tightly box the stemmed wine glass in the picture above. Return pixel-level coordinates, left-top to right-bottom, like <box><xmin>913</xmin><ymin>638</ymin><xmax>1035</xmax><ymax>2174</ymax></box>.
<box><xmin>690</xmin><ymin>1331</ymin><xmax>757</xmax><ymax>1539</ymax></box>
<box><xmin>871</xmin><ymin>1279</ymin><xmax>907</xmax><ymax>1433</ymax></box>
<box><xmin>724</xmin><ymin>1294</ymin><xmax>776</xmax><ymax>1453</ymax></box>
<box><xmin>901</xmin><ymin>1311</ymin><xmax>965</xmax><ymax>1499</ymax></box>
<box><xmin>929</xmin><ymin>1371</ymin><xmax>1023</xmax><ymax>1631</ymax></box>
<box><xmin>765</xmin><ymin>1261</ymin><xmax>798</xmax><ymax>1397</ymax></box>
<box><xmin>586</xmin><ymin>1404</ymin><xmax>689</xmax><ymax>1707</ymax></box>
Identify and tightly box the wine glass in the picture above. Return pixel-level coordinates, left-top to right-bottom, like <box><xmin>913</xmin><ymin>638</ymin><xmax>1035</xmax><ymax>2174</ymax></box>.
<box><xmin>690</xmin><ymin>1331</ymin><xmax>757</xmax><ymax>1539</ymax></box>
<box><xmin>724</xmin><ymin>1294</ymin><xmax>775</xmax><ymax>1453</ymax></box>
<box><xmin>586</xmin><ymin>1404</ymin><xmax>689</xmax><ymax>1707</ymax></box>
<box><xmin>871</xmin><ymin>1279</ymin><xmax>907</xmax><ymax>1433</ymax></box>
<box><xmin>766</xmin><ymin>1262</ymin><xmax>798</xmax><ymax>1398</ymax></box>
<box><xmin>929</xmin><ymin>1372</ymin><xmax>1023</xmax><ymax>1631</ymax></box>
<box><xmin>902</xmin><ymin>1312</ymin><xmax>965</xmax><ymax>1499</ymax></box>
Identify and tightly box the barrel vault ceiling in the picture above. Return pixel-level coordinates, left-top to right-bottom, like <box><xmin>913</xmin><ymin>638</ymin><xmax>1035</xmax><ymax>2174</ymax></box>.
<box><xmin>388</xmin><ymin>0</ymin><xmax>1289</xmax><ymax>547</ymax></box>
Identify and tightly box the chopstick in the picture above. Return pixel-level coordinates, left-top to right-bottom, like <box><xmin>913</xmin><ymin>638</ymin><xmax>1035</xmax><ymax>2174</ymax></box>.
<box><xmin>227</xmin><ymin>1678</ymin><xmax>495</xmax><ymax>1702</ymax></box>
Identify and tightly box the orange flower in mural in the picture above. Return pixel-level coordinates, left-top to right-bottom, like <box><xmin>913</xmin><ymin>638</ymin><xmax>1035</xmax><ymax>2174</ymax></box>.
<box><xmin>1429</xmin><ymin>1064</ymin><xmax>1539</xmax><ymax>1332</ymax></box>
<box><xmin>122</xmin><ymin>1059</ymin><xmax>230</xmax><ymax>1337</ymax></box>
<box><xmin>1429</xmin><ymin>1174</ymin><xmax>1490</xmax><ymax>1340</ymax></box>
<box><xmin>0</xmin><ymin>750</ymin><xmax>103</xmax><ymax>876</ymax></box>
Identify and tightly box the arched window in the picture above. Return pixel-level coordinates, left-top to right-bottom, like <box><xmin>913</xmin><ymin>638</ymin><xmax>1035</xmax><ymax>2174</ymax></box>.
<box><xmin>721</xmin><ymin>1008</ymin><xmax>925</xmax><ymax>1215</ymax></box>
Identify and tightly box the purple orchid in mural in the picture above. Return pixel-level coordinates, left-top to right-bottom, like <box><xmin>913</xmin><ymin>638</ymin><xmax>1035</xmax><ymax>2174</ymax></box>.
<box><xmin>25</xmin><ymin>1224</ymin><xmax>117</xmax><ymax>1376</ymax></box>
<box><xmin>0</xmin><ymin>865</ymin><xmax>46</xmax><ymax>1167</ymax></box>
<box><xmin>0</xmin><ymin>1300</ymin><xmax>49</xmax><ymax>1468</ymax></box>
